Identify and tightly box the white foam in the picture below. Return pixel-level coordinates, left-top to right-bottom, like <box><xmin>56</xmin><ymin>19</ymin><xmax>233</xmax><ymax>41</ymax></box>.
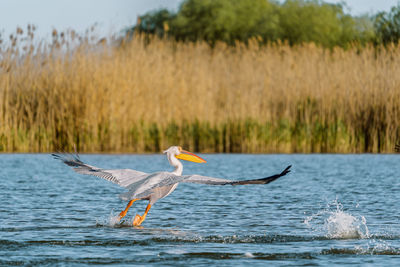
<box><xmin>304</xmin><ymin>199</ymin><xmax>370</xmax><ymax>239</ymax></box>
<box><xmin>325</xmin><ymin>210</ymin><xmax>369</xmax><ymax>239</ymax></box>
<box><xmin>95</xmin><ymin>210</ymin><xmax>127</xmax><ymax>227</ymax></box>
<box><xmin>349</xmin><ymin>239</ymin><xmax>395</xmax><ymax>255</ymax></box>
<box><xmin>109</xmin><ymin>214</ymin><xmax>122</xmax><ymax>227</ymax></box>
<box><xmin>244</xmin><ymin>252</ymin><xmax>255</xmax><ymax>258</ymax></box>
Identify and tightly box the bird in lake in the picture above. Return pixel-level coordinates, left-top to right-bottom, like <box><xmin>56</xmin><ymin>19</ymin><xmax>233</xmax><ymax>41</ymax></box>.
<box><xmin>53</xmin><ymin>146</ymin><xmax>291</xmax><ymax>226</ymax></box>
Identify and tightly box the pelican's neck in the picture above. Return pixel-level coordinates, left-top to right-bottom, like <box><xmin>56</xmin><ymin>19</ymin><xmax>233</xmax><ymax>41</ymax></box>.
<box><xmin>168</xmin><ymin>154</ymin><xmax>183</xmax><ymax>176</ymax></box>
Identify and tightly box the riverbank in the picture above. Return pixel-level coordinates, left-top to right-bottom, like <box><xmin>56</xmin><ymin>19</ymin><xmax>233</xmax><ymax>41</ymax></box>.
<box><xmin>1</xmin><ymin>34</ymin><xmax>399</xmax><ymax>152</ymax></box>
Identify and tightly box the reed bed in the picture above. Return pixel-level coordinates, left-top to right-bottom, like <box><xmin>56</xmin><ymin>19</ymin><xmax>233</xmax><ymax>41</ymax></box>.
<box><xmin>1</xmin><ymin>29</ymin><xmax>400</xmax><ymax>153</ymax></box>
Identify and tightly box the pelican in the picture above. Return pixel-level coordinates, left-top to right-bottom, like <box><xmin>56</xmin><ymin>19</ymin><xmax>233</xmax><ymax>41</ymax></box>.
<box><xmin>53</xmin><ymin>146</ymin><xmax>291</xmax><ymax>226</ymax></box>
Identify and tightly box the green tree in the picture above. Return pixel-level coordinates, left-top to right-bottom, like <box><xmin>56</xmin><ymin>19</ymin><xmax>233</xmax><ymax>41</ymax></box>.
<box><xmin>374</xmin><ymin>4</ymin><xmax>400</xmax><ymax>44</ymax></box>
<box><xmin>278</xmin><ymin>0</ymin><xmax>359</xmax><ymax>47</ymax></box>
<box><xmin>131</xmin><ymin>0</ymin><xmax>377</xmax><ymax>48</ymax></box>
<box><xmin>171</xmin><ymin>0</ymin><xmax>280</xmax><ymax>44</ymax></box>
<box><xmin>134</xmin><ymin>9</ymin><xmax>174</xmax><ymax>37</ymax></box>
<box><xmin>353</xmin><ymin>15</ymin><xmax>376</xmax><ymax>45</ymax></box>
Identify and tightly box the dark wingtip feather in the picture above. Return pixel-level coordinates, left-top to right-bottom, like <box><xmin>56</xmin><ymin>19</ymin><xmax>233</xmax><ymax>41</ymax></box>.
<box><xmin>280</xmin><ymin>165</ymin><xmax>292</xmax><ymax>176</ymax></box>
<box><xmin>51</xmin><ymin>151</ymin><xmax>83</xmax><ymax>167</ymax></box>
<box><xmin>229</xmin><ymin>164</ymin><xmax>292</xmax><ymax>185</ymax></box>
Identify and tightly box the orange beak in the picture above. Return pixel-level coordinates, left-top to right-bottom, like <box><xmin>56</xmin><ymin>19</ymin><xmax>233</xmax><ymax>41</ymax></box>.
<box><xmin>175</xmin><ymin>149</ymin><xmax>206</xmax><ymax>163</ymax></box>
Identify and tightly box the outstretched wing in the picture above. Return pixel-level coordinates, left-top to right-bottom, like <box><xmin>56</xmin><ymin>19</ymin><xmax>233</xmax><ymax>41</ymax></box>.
<box><xmin>181</xmin><ymin>165</ymin><xmax>292</xmax><ymax>185</ymax></box>
<box><xmin>119</xmin><ymin>166</ymin><xmax>291</xmax><ymax>201</ymax></box>
<box><xmin>52</xmin><ymin>153</ymin><xmax>148</xmax><ymax>187</ymax></box>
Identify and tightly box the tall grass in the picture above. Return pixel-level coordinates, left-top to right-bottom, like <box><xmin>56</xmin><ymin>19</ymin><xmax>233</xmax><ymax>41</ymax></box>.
<box><xmin>1</xmin><ymin>28</ymin><xmax>400</xmax><ymax>153</ymax></box>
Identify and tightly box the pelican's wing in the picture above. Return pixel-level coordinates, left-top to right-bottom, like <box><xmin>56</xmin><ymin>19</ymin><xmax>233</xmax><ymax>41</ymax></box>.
<box><xmin>52</xmin><ymin>153</ymin><xmax>148</xmax><ymax>187</ymax></box>
<box><xmin>119</xmin><ymin>165</ymin><xmax>291</xmax><ymax>201</ymax></box>
<box><xmin>181</xmin><ymin>165</ymin><xmax>292</xmax><ymax>185</ymax></box>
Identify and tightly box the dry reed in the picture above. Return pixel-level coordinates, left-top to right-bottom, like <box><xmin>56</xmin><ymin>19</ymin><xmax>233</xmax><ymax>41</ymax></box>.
<box><xmin>1</xmin><ymin>29</ymin><xmax>400</xmax><ymax>153</ymax></box>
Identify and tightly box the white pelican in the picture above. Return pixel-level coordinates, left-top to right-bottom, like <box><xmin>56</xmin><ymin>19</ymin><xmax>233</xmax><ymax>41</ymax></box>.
<box><xmin>53</xmin><ymin>146</ymin><xmax>291</xmax><ymax>226</ymax></box>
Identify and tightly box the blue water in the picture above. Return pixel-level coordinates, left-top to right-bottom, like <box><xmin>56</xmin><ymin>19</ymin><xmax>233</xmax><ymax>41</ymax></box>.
<box><xmin>1</xmin><ymin>154</ymin><xmax>400</xmax><ymax>266</ymax></box>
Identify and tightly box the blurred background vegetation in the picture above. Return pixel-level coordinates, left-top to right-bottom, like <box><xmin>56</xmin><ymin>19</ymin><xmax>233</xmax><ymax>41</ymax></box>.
<box><xmin>133</xmin><ymin>0</ymin><xmax>400</xmax><ymax>47</ymax></box>
<box><xmin>1</xmin><ymin>0</ymin><xmax>400</xmax><ymax>153</ymax></box>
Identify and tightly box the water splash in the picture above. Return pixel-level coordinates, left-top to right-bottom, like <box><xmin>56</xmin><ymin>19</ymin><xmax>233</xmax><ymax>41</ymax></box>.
<box><xmin>109</xmin><ymin>214</ymin><xmax>122</xmax><ymax>227</ymax></box>
<box><xmin>304</xmin><ymin>199</ymin><xmax>369</xmax><ymax>239</ymax></box>
<box><xmin>244</xmin><ymin>252</ymin><xmax>255</xmax><ymax>258</ymax></box>
<box><xmin>95</xmin><ymin>210</ymin><xmax>132</xmax><ymax>227</ymax></box>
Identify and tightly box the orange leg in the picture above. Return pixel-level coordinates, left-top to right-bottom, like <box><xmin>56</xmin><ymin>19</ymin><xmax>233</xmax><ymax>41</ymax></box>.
<box><xmin>133</xmin><ymin>203</ymin><xmax>152</xmax><ymax>226</ymax></box>
<box><xmin>119</xmin><ymin>199</ymin><xmax>139</xmax><ymax>220</ymax></box>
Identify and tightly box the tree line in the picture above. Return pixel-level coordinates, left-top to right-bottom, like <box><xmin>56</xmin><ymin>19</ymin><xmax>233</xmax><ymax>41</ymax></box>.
<box><xmin>131</xmin><ymin>0</ymin><xmax>400</xmax><ymax>48</ymax></box>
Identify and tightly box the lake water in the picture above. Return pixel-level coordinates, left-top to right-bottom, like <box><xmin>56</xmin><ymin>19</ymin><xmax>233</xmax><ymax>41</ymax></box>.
<box><xmin>1</xmin><ymin>154</ymin><xmax>399</xmax><ymax>266</ymax></box>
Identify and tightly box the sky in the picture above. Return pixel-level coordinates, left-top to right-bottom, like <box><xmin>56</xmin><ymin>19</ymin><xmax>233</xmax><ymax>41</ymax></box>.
<box><xmin>0</xmin><ymin>0</ymin><xmax>399</xmax><ymax>39</ymax></box>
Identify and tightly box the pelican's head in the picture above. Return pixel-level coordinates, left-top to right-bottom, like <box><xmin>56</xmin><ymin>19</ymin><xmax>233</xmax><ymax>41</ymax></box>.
<box><xmin>163</xmin><ymin>146</ymin><xmax>206</xmax><ymax>163</ymax></box>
